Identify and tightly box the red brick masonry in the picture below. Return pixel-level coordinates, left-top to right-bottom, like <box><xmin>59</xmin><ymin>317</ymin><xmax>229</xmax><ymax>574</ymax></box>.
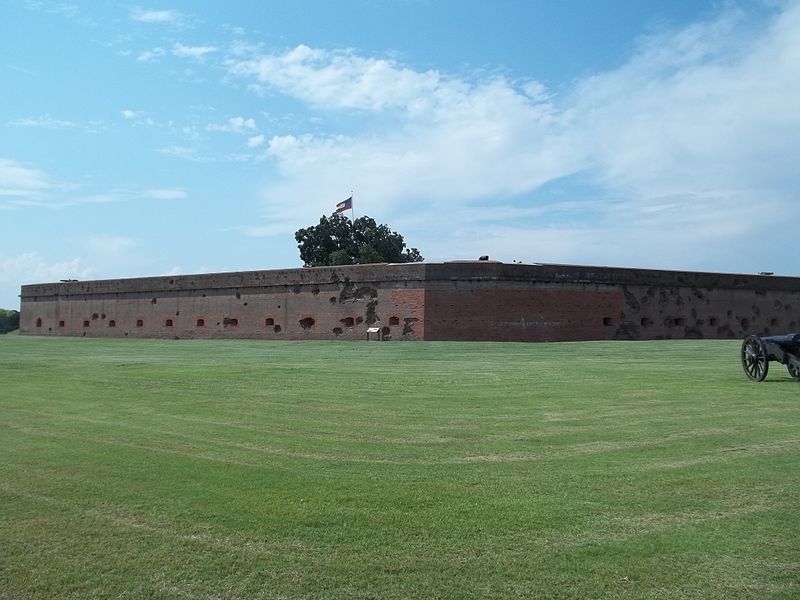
<box><xmin>20</xmin><ymin>262</ymin><xmax>800</xmax><ymax>342</ymax></box>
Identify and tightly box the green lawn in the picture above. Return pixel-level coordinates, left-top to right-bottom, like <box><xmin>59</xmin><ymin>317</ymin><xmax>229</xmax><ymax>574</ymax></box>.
<box><xmin>1</xmin><ymin>335</ymin><xmax>798</xmax><ymax>599</ymax></box>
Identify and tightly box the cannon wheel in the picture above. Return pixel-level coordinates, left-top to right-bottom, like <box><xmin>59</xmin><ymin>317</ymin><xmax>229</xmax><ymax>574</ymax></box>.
<box><xmin>788</xmin><ymin>363</ymin><xmax>800</xmax><ymax>382</ymax></box>
<box><xmin>741</xmin><ymin>335</ymin><xmax>769</xmax><ymax>382</ymax></box>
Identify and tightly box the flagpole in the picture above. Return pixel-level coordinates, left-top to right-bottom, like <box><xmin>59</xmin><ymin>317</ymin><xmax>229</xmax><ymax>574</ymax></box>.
<box><xmin>350</xmin><ymin>190</ymin><xmax>355</xmax><ymax>221</ymax></box>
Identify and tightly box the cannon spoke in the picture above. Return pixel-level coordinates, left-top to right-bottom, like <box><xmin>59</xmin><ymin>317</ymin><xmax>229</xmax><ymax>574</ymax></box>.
<box><xmin>741</xmin><ymin>336</ymin><xmax>769</xmax><ymax>382</ymax></box>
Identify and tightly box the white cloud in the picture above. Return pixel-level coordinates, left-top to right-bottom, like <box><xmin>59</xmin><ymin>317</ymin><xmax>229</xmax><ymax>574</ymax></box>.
<box><xmin>247</xmin><ymin>134</ymin><xmax>265</xmax><ymax>148</ymax></box>
<box><xmin>137</xmin><ymin>47</ymin><xmax>165</xmax><ymax>62</ymax></box>
<box><xmin>225</xmin><ymin>3</ymin><xmax>800</xmax><ymax>274</ymax></box>
<box><xmin>0</xmin><ymin>237</ymin><xmax>186</xmax><ymax>306</ymax></box>
<box><xmin>70</xmin><ymin>188</ymin><xmax>187</xmax><ymax>204</ymax></box>
<box><xmin>0</xmin><ymin>252</ymin><xmax>93</xmax><ymax>285</ymax></box>
<box><xmin>23</xmin><ymin>2</ymin><xmax>80</xmax><ymax>19</ymax></box>
<box><xmin>225</xmin><ymin>25</ymin><xmax>246</xmax><ymax>37</ymax></box>
<box><xmin>144</xmin><ymin>188</ymin><xmax>187</xmax><ymax>200</ymax></box>
<box><xmin>9</xmin><ymin>115</ymin><xmax>77</xmax><ymax>129</ymax></box>
<box><xmin>72</xmin><ymin>193</ymin><xmax>123</xmax><ymax>205</ymax></box>
<box><xmin>131</xmin><ymin>8</ymin><xmax>182</xmax><ymax>24</ymax></box>
<box><xmin>229</xmin><ymin>44</ymin><xmax>443</xmax><ymax>112</ymax></box>
<box><xmin>0</xmin><ymin>163</ymin><xmax>187</xmax><ymax>209</ymax></box>
<box><xmin>251</xmin><ymin>71</ymin><xmax>579</xmax><ymax>220</ymax></box>
<box><xmin>156</xmin><ymin>145</ymin><xmax>201</xmax><ymax>160</ymax></box>
<box><xmin>227</xmin><ymin>45</ymin><xmax>580</xmax><ymax>223</ymax></box>
<box><xmin>0</xmin><ymin>158</ymin><xmax>56</xmax><ymax>200</ymax></box>
<box><xmin>120</xmin><ymin>110</ymin><xmax>156</xmax><ymax>128</ymax></box>
<box><xmin>173</xmin><ymin>43</ymin><xmax>217</xmax><ymax>60</ymax></box>
<box><xmin>207</xmin><ymin>116</ymin><xmax>256</xmax><ymax>133</ymax></box>
<box><xmin>570</xmin><ymin>5</ymin><xmax>800</xmax><ymax>202</ymax></box>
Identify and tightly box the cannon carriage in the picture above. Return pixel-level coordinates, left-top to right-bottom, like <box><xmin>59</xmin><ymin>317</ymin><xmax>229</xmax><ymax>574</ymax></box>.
<box><xmin>741</xmin><ymin>333</ymin><xmax>800</xmax><ymax>382</ymax></box>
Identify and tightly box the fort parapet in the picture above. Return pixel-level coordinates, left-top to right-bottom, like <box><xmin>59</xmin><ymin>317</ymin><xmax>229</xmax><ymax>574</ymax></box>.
<box><xmin>19</xmin><ymin>262</ymin><xmax>800</xmax><ymax>342</ymax></box>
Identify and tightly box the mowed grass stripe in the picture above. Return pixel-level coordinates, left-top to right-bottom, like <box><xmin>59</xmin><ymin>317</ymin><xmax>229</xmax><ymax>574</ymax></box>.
<box><xmin>1</xmin><ymin>335</ymin><xmax>798</xmax><ymax>599</ymax></box>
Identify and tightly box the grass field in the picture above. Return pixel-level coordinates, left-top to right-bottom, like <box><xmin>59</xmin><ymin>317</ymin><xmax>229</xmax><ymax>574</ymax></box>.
<box><xmin>1</xmin><ymin>335</ymin><xmax>798</xmax><ymax>599</ymax></box>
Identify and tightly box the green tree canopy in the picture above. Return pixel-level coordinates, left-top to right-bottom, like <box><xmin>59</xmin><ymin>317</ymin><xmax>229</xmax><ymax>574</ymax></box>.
<box><xmin>0</xmin><ymin>309</ymin><xmax>20</xmax><ymax>334</ymax></box>
<box><xmin>295</xmin><ymin>213</ymin><xmax>424</xmax><ymax>267</ymax></box>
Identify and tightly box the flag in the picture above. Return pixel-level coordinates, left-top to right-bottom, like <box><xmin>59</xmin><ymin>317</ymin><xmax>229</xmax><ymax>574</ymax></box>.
<box><xmin>335</xmin><ymin>196</ymin><xmax>352</xmax><ymax>213</ymax></box>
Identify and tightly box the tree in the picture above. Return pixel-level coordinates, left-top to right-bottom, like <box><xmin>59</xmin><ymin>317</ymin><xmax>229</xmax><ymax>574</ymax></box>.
<box><xmin>0</xmin><ymin>309</ymin><xmax>20</xmax><ymax>334</ymax></box>
<box><xmin>295</xmin><ymin>213</ymin><xmax>424</xmax><ymax>267</ymax></box>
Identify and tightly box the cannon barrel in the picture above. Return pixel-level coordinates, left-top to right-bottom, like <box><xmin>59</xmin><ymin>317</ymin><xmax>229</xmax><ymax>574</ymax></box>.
<box><xmin>759</xmin><ymin>333</ymin><xmax>800</xmax><ymax>348</ymax></box>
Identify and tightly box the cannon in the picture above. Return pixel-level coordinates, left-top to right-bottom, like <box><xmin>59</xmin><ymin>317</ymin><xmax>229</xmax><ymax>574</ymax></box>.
<box><xmin>741</xmin><ymin>333</ymin><xmax>800</xmax><ymax>382</ymax></box>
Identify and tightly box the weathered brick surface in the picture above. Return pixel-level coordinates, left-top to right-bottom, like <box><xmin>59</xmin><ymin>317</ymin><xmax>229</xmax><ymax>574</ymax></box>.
<box><xmin>417</xmin><ymin>263</ymin><xmax>799</xmax><ymax>342</ymax></box>
<box><xmin>390</xmin><ymin>289</ymin><xmax>425</xmax><ymax>340</ymax></box>
<box><xmin>19</xmin><ymin>262</ymin><xmax>800</xmax><ymax>342</ymax></box>
<box><xmin>20</xmin><ymin>265</ymin><xmax>428</xmax><ymax>341</ymax></box>
<box><xmin>424</xmin><ymin>285</ymin><xmax>624</xmax><ymax>341</ymax></box>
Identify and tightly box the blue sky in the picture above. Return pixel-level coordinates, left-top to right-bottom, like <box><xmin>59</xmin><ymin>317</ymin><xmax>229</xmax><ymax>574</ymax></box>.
<box><xmin>2</xmin><ymin>0</ymin><xmax>798</xmax><ymax>309</ymax></box>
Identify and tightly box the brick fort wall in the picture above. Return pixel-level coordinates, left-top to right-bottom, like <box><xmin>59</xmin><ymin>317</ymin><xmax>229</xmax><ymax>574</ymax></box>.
<box><xmin>19</xmin><ymin>262</ymin><xmax>800</xmax><ymax>342</ymax></box>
